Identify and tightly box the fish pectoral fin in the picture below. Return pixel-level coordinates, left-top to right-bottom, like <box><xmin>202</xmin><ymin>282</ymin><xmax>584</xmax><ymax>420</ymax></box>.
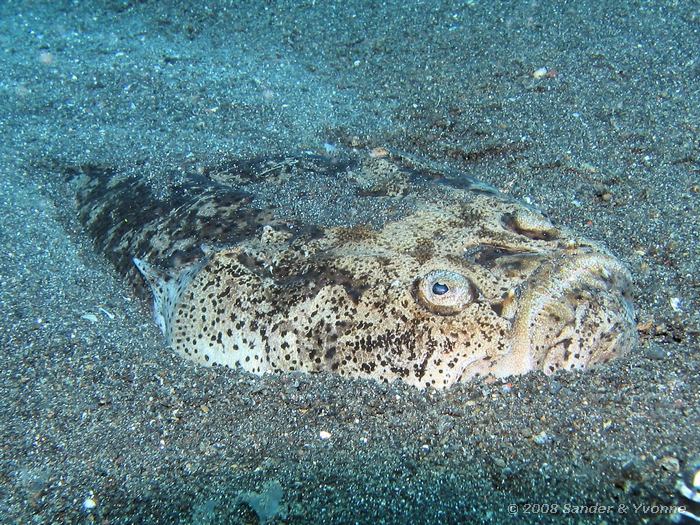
<box><xmin>132</xmin><ymin>256</ymin><xmax>208</xmax><ymax>343</ymax></box>
<box><xmin>133</xmin><ymin>257</ymin><xmax>171</xmax><ymax>338</ymax></box>
<box><xmin>133</xmin><ymin>257</ymin><xmax>165</xmax><ymax>289</ymax></box>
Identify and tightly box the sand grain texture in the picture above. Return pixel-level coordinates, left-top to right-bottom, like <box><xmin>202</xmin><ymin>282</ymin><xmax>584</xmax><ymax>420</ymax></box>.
<box><xmin>0</xmin><ymin>1</ymin><xmax>698</xmax><ymax>524</ymax></box>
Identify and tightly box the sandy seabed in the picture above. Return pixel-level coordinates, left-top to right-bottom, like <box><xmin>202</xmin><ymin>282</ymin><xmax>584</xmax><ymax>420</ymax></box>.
<box><xmin>0</xmin><ymin>1</ymin><xmax>698</xmax><ymax>523</ymax></box>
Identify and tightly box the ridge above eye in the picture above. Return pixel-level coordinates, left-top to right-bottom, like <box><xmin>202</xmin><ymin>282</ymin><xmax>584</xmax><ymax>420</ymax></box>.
<box><xmin>502</xmin><ymin>210</ymin><xmax>559</xmax><ymax>240</ymax></box>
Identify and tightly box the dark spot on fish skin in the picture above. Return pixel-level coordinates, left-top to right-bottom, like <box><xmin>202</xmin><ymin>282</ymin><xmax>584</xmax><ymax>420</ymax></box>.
<box><xmin>334</xmin><ymin>224</ymin><xmax>377</xmax><ymax>243</ymax></box>
<box><xmin>490</xmin><ymin>301</ymin><xmax>504</xmax><ymax>317</ymax></box>
<box><xmin>459</xmin><ymin>205</ymin><xmax>485</xmax><ymax>225</ymax></box>
<box><xmin>408</xmin><ymin>238</ymin><xmax>435</xmax><ymax>265</ymax></box>
<box><xmin>273</xmin><ymin>263</ymin><xmax>370</xmax><ymax>305</ymax></box>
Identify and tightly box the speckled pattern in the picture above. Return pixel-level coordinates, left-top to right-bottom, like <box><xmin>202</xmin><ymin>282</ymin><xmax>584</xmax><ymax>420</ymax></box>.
<box><xmin>73</xmin><ymin>153</ymin><xmax>637</xmax><ymax>388</ymax></box>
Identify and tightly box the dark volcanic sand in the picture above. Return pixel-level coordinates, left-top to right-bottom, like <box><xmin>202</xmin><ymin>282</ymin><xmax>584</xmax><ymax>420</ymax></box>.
<box><xmin>1</xmin><ymin>2</ymin><xmax>698</xmax><ymax>524</ymax></box>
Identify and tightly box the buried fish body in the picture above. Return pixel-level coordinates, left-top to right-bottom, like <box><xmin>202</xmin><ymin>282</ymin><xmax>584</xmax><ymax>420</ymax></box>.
<box><xmin>70</xmin><ymin>152</ymin><xmax>637</xmax><ymax>389</ymax></box>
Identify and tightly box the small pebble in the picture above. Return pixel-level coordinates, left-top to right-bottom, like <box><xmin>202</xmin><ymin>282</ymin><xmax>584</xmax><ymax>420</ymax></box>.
<box><xmin>319</xmin><ymin>430</ymin><xmax>331</xmax><ymax>440</ymax></box>
<box><xmin>644</xmin><ymin>347</ymin><xmax>665</xmax><ymax>360</ymax></box>
<box><xmin>369</xmin><ymin>147</ymin><xmax>390</xmax><ymax>158</ymax></box>
<box><xmin>580</xmin><ymin>162</ymin><xmax>598</xmax><ymax>174</ymax></box>
<box><xmin>659</xmin><ymin>456</ymin><xmax>680</xmax><ymax>473</ymax></box>
<box><xmin>98</xmin><ymin>307</ymin><xmax>115</xmax><ymax>319</ymax></box>
<box><xmin>533</xmin><ymin>67</ymin><xmax>548</xmax><ymax>79</ymax></box>
<box><xmin>533</xmin><ymin>431</ymin><xmax>552</xmax><ymax>445</ymax></box>
<box><xmin>670</xmin><ymin>297</ymin><xmax>682</xmax><ymax>312</ymax></box>
<box><xmin>636</xmin><ymin>320</ymin><xmax>654</xmax><ymax>332</ymax></box>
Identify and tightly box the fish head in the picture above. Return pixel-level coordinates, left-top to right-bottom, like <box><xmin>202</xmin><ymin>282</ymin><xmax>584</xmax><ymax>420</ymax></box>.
<box><xmin>308</xmin><ymin>195</ymin><xmax>637</xmax><ymax>388</ymax></box>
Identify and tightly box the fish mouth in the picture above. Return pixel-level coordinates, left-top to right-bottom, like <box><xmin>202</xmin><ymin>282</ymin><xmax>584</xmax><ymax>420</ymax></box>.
<box><xmin>490</xmin><ymin>247</ymin><xmax>638</xmax><ymax>378</ymax></box>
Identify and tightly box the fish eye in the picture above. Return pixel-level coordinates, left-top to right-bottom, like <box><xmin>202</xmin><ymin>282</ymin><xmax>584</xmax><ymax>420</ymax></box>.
<box><xmin>416</xmin><ymin>270</ymin><xmax>475</xmax><ymax>315</ymax></box>
<box><xmin>432</xmin><ymin>282</ymin><xmax>449</xmax><ymax>295</ymax></box>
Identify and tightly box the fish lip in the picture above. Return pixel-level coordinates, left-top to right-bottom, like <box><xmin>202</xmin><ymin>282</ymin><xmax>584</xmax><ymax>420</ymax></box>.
<box><xmin>490</xmin><ymin>248</ymin><xmax>637</xmax><ymax>378</ymax></box>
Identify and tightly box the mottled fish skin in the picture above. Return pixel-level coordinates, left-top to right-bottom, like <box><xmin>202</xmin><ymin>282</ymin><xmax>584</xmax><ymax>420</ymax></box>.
<box><xmin>71</xmin><ymin>153</ymin><xmax>637</xmax><ymax>389</ymax></box>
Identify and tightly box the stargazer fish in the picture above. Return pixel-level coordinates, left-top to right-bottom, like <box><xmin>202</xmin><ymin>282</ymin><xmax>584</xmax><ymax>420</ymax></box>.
<box><xmin>69</xmin><ymin>151</ymin><xmax>637</xmax><ymax>389</ymax></box>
